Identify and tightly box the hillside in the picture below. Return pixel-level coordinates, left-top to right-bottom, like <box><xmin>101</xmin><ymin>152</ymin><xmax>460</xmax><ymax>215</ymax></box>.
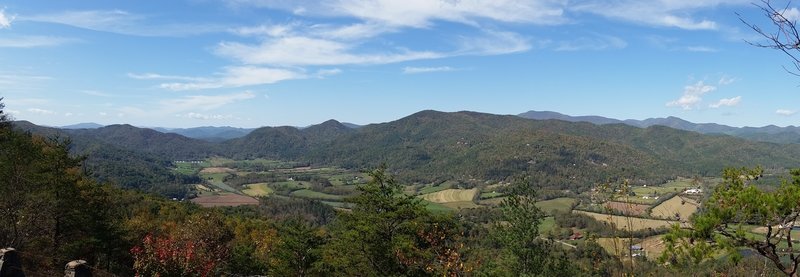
<box><xmin>518</xmin><ymin>110</ymin><xmax>800</xmax><ymax>144</ymax></box>
<box><xmin>17</xmin><ymin>110</ymin><xmax>800</xmax><ymax>194</ymax></box>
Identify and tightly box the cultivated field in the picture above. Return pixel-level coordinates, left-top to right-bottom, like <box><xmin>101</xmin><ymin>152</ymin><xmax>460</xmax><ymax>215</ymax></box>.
<box><xmin>420</xmin><ymin>188</ymin><xmax>478</xmax><ymax>203</ymax></box>
<box><xmin>651</xmin><ymin>195</ymin><xmax>698</xmax><ymax>220</ymax></box>
<box><xmin>574</xmin><ymin>211</ymin><xmax>678</xmax><ymax>231</ymax></box>
<box><xmin>441</xmin><ymin>201</ymin><xmax>481</xmax><ymax>210</ymax></box>
<box><xmin>604</xmin><ymin>201</ymin><xmax>650</xmax><ymax>216</ymax></box>
<box><xmin>191</xmin><ymin>193</ymin><xmax>259</xmax><ymax>207</ymax></box>
<box><xmin>199</xmin><ymin>167</ymin><xmax>236</xmax><ymax>174</ymax></box>
<box><xmin>536</xmin><ymin>198</ymin><xmax>577</xmax><ymax>215</ymax></box>
<box><xmin>242</xmin><ymin>183</ymin><xmax>272</xmax><ymax>197</ymax></box>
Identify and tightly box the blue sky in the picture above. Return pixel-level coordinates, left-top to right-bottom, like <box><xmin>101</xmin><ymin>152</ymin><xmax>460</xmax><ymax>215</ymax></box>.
<box><xmin>1</xmin><ymin>0</ymin><xmax>800</xmax><ymax>128</ymax></box>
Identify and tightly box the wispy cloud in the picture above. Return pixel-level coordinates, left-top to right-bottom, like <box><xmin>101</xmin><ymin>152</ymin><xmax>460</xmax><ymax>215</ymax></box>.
<box><xmin>158</xmin><ymin>66</ymin><xmax>306</xmax><ymax>91</ymax></box>
<box><xmin>777</xmin><ymin>109</ymin><xmax>797</xmax><ymax>116</ymax></box>
<box><xmin>226</xmin><ymin>0</ymin><xmax>568</xmax><ymax>27</ymax></box>
<box><xmin>403</xmin><ymin>66</ymin><xmax>456</xmax><ymax>74</ymax></box>
<box><xmin>709</xmin><ymin>96</ymin><xmax>741</xmax><ymax>108</ymax></box>
<box><xmin>27</xmin><ymin>108</ymin><xmax>56</xmax><ymax>115</ymax></box>
<box><xmin>571</xmin><ymin>0</ymin><xmax>749</xmax><ymax>30</ymax></box>
<box><xmin>667</xmin><ymin>81</ymin><xmax>717</xmax><ymax>110</ymax></box>
<box><xmin>554</xmin><ymin>35</ymin><xmax>627</xmax><ymax>51</ymax></box>
<box><xmin>20</xmin><ymin>10</ymin><xmax>226</xmax><ymax>37</ymax></box>
<box><xmin>177</xmin><ymin>112</ymin><xmax>236</xmax><ymax>120</ymax></box>
<box><xmin>127</xmin><ymin>73</ymin><xmax>209</xmax><ymax>82</ymax></box>
<box><xmin>0</xmin><ymin>36</ymin><xmax>79</xmax><ymax>48</ymax></box>
<box><xmin>0</xmin><ymin>8</ymin><xmax>14</xmax><ymax>29</ymax></box>
<box><xmin>686</xmin><ymin>46</ymin><xmax>717</xmax><ymax>52</ymax></box>
<box><xmin>718</xmin><ymin>75</ymin><xmax>735</xmax><ymax>85</ymax></box>
<box><xmin>159</xmin><ymin>91</ymin><xmax>256</xmax><ymax>111</ymax></box>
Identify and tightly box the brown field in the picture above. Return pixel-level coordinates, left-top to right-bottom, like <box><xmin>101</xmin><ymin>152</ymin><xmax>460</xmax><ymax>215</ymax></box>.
<box><xmin>640</xmin><ymin>235</ymin><xmax>666</xmax><ymax>260</ymax></box>
<box><xmin>191</xmin><ymin>193</ymin><xmax>259</xmax><ymax>207</ymax></box>
<box><xmin>596</xmin><ymin>235</ymin><xmax>665</xmax><ymax>260</ymax></box>
<box><xmin>574</xmin><ymin>211</ymin><xmax>679</xmax><ymax>231</ymax></box>
<box><xmin>650</xmin><ymin>195</ymin><xmax>698</xmax><ymax>221</ymax></box>
<box><xmin>421</xmin><ymin>188</ymin><xmax>478</xmax><ymax>203</ymax></box>
<box><xmin>604</xmin><ymin>201</ymin><xmax>650</xmax><ymax>216</ymax></box>
<box><xmin>199</xmin><ymin>167</ymin><xmax>236</xmax><ymax>174</ymax></box>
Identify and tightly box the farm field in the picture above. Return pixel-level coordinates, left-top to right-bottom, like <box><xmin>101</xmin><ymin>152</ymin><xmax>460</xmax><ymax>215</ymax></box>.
<box><xmin>604</xmin><ymin>201</ymin><xmax>650</xmax><ymax>216</ymax></box>
<box><xmin>418</xmin><ymin>181</ymin><xmax>456</xmax><ymax>195</ymax></box>
<box><xmin>420</xmin><ymin>188</ymin><xmax>478</xmax><ymax>203</ymax></box>
<box><xmin>651</xmin><ymin>195</ymin><xmax>699</xmax><ymax>220</ymax></box>
<box><xmin>536</xmin><ymin>197</ymin><xmax>577</xmax><ymax>215</ymax></box>
<box><xmin>574</xmin><ymin>211</ymin><xmax>679</xmax><ymax>231</ymax></box>
<box><xmin>191</xmin><ymin>193</ymin><xmax>259</xmax><ymax>207</ymax></box>
<box><xmin>291</xmin><ymin>189</ymin><xmax>346</xmax><ymax>201</ymax></box>
<box><xmin>242</xmin><ymin>183</ymin><xmax>272</xmax><ymax>197</ymax></box>
<box><xmin>441</xmin><ymin>201</ymin><xmax>481</xmax><ymax>210</ymax></box>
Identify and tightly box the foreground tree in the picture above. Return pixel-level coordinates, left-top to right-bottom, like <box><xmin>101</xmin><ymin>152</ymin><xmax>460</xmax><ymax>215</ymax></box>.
<box><xmin>740</xmin><ymin>0</ymin><xmax>800</xmax><ymax>76</ymax></box>
<box><xmin>320</xmin><ymin>165</ymin><xmax>470</xmax><ymax>276</ymax></box>
<box><xmin>661</xmin><ymin>167</ymin><xmax>800</xmax><ymax>276</ymax></box>
<box><xmin>493</xmin><ymin>177</ymin><xmax>574</xmax><ymax>276</ymax></box>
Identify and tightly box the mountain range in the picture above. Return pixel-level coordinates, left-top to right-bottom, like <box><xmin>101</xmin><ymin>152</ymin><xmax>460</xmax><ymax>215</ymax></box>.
<box><xmin>15</xmin><ymin>109</ymin><xmax>800</xmax><ymax>198</ymax></box>
<box><xmin>518</xmin><ymin>110</ymin><xmax>800</xmax><ymax>144</ymax></box>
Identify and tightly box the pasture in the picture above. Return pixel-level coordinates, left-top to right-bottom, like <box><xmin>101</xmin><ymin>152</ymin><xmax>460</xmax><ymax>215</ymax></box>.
<box><xmin>420</xmin><ymin>188</ymin><xmax>478</xmax><ymax>203</ymax></box>
<box><xmin>536</xmin><ymin>198</ymin><xmax>577</xmax><ymax>215</ymax></box>
<box><xmin>604</xmin><ymin>201</ymin><xmax>649</xmax><ymax>216</ymax></box>
<box><xmin>418</xmin><ymin>181</ymin><xmax>456</xmax><ymax>195</ymax></box>
<box><xmin>650</xmin><ymin>195</ymin><xmax>698</xmax><ymax>220</ymax></box>
<box><xmin>291</xmin><ymin>189</ymin><xmax>346</xmax><ymax>201</ymax></box>
<box><xmin>242</xmin><ymin>183</ymin><xmax>273</xmax><ymax>197</ymax></box>
<box><xmin>191</xmin><ymin>193</ymin><xmax>259</xmax><ymax>207</ymax></box>
<box><xmin>574</xmin><ymin>211</ymin><xmax>679</xmax><ymax>231</ymax></box>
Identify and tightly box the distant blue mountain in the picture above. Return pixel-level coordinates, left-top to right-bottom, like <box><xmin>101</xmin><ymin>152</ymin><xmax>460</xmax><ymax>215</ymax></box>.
<box><xmin>61</xmin><ymin>122</ymin><xmax>104</xmax><ymax>129</ymax></box>
<box><xmin>518</xmin><ymin>110</ymin><xmax>800</xmax><ymax>144</ymax></box>
<box><xmin>152</xmin><ymin>126</ymin><xmax>255</xmax><ymax>141</ymax></box>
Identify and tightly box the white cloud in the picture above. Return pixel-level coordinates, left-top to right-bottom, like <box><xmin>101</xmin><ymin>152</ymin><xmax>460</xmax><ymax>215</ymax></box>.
<box><xmin>554</xmin><ymin>35</ymin><xmax>627</xmax><ymax>51</ymax></box>
<box><xmin>709</xmin><ymin>96</ymin><xmax>741</xmax><ymax>108</ymax></box>
<box><xmin>316</xmin><ymin>68</ymin><xmax>342</xmax><ymax>77</ymax></box>
<box><xmin>99</xmin><ymin>112</ymin><xmax>108</xmax><ymax>116</ymax></box>
<box><xmin>159</xmin><ymin>66</ymin><xmax>305</xmax><ymax>91</ymax></box>
<box><xmin>6</xmin><ymin>109</ymin><xmax>19</xmax><ymax>115</ymax></box>
<box><xmin>127</xmin><ymin>73</ymin><xmax>209</xmax><ymax>82</ymax></box>
<box><xmin>27</xmin><ymin>108</ymin><xmax>56</xmax><ymax>115</ymax></box>
<box><xmin>0</xmin><ymin>8</ymin><xmax>14</xmax><ymax>29</ymax></box>
<box><xmin>781</xmin><ymin>8</ymin><xmax>800</xmax><ymax>22</ymax></box>
<box><xmin>571</xmin><ymin>0</ymin><xmax>750</xmax><ymax>30</ymax></box>
<box><xmin>686</xmin><ymin>46</ymin><xmax>717</xmax><ymax>52</ymax></box>
<box><xmin>20</xmin><ymin>10</ymin><xmax>225</xmax><ymax>37</ymax></box>
<box><xmin>403</xmin><ymin>66</ymin><xmax>456</xmax><ymax>74</ymax></box>
<box><xmin>227</xmin><ymin>0</ymin><xmax>568</xmax><ymax>27</ymax></box>
<box><xmin>159</xmin><ymin>91</ymin><xmax>256</xmax><ymax>112</ymax></box>
<box><xmin>718</xmin><ymin>75</ymin><xmax>735</xmax><ymax>85</ymax></box>
<box><xmin>777</xmin><ymin>109</ymin><xmax>797</xmax><ymax>116</ymax></box>
<box><xmin>666</xmin><ymin>81</ymin><xmax>717</xmax><ymax>110</ymax></box>
<box><xmin>177</xmin><ymin>112</ymin><xmax>235</xmax><ymax>120</ymax></box>
<box><xmin>0</xmin><ymin>36</ymin><xmax>79</xmax><ymax>48</ymax></box>
<box><xmin>64</xmin><ymin>112</ymin><xmax>74</xmax><ymax>117</ymax></box>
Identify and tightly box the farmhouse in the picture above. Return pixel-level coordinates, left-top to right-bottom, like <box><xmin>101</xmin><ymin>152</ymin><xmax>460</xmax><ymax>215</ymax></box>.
<box><xmin>684</xmin><ymin>188</ymin><xmax>702</xmax><ymax>194</ymax></box>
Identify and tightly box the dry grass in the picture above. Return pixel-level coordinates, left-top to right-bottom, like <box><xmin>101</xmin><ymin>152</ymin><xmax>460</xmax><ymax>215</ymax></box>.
<box><xmin>242</xmin><ymin>183</ymin><xmax>272</xmax><ymax>197</ymax></box>
<box><xmin>604</xmin><ymin>201</ymin><xmax>650</xmax><ymax>216</ymax></box>
<box><xmin>574</xmin><ymin>210</ymin><xmax>679</xmax><ymax>231</ymax></box>
<box><xmin>199</xmin><ymin>167</ymin><xmax>236</xmax><ymax>174</ymax></box>
<box><xmin>420</xmin><ymin>188</ymin><xmax>478</xmax><ymax>203</ymax></box>
<box><xmin>190</xmin><ymin>193</ymin><xmax>259</xmax><ymax>207</ymax></box>
<box><xmin>650</xmin><ymin>195</ymin><xmax>698</xmax><ymax>221</ymax></box>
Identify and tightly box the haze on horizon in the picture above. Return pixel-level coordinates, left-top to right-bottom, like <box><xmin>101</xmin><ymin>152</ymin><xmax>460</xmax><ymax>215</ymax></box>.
<box><xmin>2</xmin><ymin>0</ymin><xmax>800</xmax><ymax>128</ymax></box>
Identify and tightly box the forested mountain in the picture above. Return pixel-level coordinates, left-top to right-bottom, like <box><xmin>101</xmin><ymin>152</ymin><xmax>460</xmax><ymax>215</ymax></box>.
<box><xmin>153</xmin><ymin>126</ymin><xmax>255</xmax><ymax>141</ymax></box>
<box><xmin>519</xmin><ymin>110</ymin><xmax>800</xmax><ymax>144</ymax></box>
<box><xmin>16</xmin><ymin>110</ymin><xmax>800</xmax><ymax>194</ymax></box>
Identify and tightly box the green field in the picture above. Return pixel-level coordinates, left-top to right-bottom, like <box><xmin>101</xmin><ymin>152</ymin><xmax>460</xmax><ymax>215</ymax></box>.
<box><xmin>291</xmin><ymin>189</ymin><xmax>346</xmax><ymax>201</ymax></box>
<box><xmin>242</xmin><ymin>183</ymin><xmax>273</xmax><ymax>197</ymax></box>
<box><xmin>536</xmin><ymin>198</ymin><xmax>577</xmax><ymax>215</ymax></box>
<box><xmin>201</xmin><ymin>172</ymin><xmax>237</xmax><ymax>192</ymax></box>
<box><xmin>480</xmin><ymin>191</ymin><xmax>504</xmax><ymax>199</ymax></box>
<box><xmin>421</xmin><ymin>200</ymin><xmax>453</xmax><ymax>212</ymax></box>
<box><xmin>539</xmin><ymin>216</ymin><xmax>556</xmax><ymax>234</ymax></box>
<box><xmin>418</xmin><ymin>181</ymin><xmax>455</xmax><ymax>195</ymax></box>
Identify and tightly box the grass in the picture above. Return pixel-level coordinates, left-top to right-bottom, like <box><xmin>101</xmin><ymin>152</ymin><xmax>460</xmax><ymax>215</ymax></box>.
<box><xmin>574</xmin><ymin>210</ymin><xmax>680</xmax><ymax>231</ymax></box>
<box><xmin>418</xmin><ymin>181</ymin><xmax>455</xmax><ymax>195</ymax></box>
<box><xmin>540</xmin><ymin>216</ymin><xmax>556</xmax><ymax>234</ymax></box>
<box><xmin>650</xmin><ymin>195</ymin><xmax>699</xmax><ymax>220</ymax></box>
<box><xmin>420</xmin><ymin>188</ymin><xmax>478</xmax><ymax>203</ymax></box>
<box><xmin>271</xmin><ymin>181</ymin><xmax>309</xmax><ymax>191</ymax></box>
<box><xmin>480</xmin><ymin>191</ymin><xmax>504</xmax><ymax>199</ymax></box>
<box><xmin>421</xmin><ymin>200</ymin><xmax>453</xmax><ymax>213</ymax></box>
<box><xmin>200</xmin><ymin>172</ymin><xmax>237</xmax><ymax>193</ymax></box>
<box><xmin>291</xmin><ymin>189</ymin><xmax>345</xmax><ymax>201</ymax></box>
<box><xmin>242</xmin><ymin>183</ymin><xmax>273</xmax><ymax>197</ymax></box>
<box><xmin>536</xmin><ymin>198</ymin><xmax>577</xmax><ymax>215</ymax></box>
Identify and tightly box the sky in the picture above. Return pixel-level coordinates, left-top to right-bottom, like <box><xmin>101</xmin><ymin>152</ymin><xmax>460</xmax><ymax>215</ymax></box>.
<box><xmin>2</xmin><ymin>0</ymin><xmax>800</xmax><ymax>128</ymax></box>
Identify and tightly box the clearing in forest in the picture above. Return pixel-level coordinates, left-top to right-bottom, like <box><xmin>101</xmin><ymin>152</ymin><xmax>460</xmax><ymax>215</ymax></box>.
<box><xmin>242</xmin><ymin>183</ymin><xmax>273</xmax><ymax>197</ymax></box>
<box><xmin>574</xmin><ymin>211</ymin><xmax>679</xmax><ymax>231</ymax></box>
<box><xmin>420</xmin><ymin>188</ymin><xmax>479</xmax><ymax>203</ymax></box>
<box><xmin>650</xmin><ymin>195</ymin><xmax>698</xmax><ymax>220</ymax></box>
